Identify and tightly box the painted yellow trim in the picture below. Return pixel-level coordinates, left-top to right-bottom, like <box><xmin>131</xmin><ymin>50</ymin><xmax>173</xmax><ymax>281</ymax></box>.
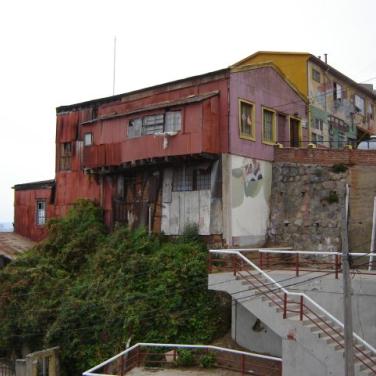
<box><xmin>262</xmin><ymin>107</ymin><xmax>277</xmax><ymax>145</ymax></box>
<box><xmin>230</xmin><ymin>62</ymin><xmax>308</xmax><ymax>104</ymax></box>
<box><xmin>238</xmin><ymin>98</ymin><xmax>256</xmax><ymax>141</ymax></box>
<box><xmin>288</xmin><ymin>115</ymin><xmax>302</xmax><ymax>146</ymax></box>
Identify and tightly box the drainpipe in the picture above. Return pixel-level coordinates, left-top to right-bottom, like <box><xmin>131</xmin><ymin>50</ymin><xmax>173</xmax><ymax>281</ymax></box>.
<box><xmin>99</xmin><ymin>175</ymin><xmax>104</xmax><ymax>207</ymax></box>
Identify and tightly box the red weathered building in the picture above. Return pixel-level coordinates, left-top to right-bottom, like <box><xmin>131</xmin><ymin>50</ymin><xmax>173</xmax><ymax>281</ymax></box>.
<box><xmin>14</xmin><ymin>63</ymin><xmax>309</xmax><ymax>245</ymax></box>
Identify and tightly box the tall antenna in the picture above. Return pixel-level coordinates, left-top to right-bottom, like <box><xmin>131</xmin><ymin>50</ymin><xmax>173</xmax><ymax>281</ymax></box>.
<box><xmin>112</xmin><ymin>36</ymin><xmax>117</xmax><ymax>95</ymax></box>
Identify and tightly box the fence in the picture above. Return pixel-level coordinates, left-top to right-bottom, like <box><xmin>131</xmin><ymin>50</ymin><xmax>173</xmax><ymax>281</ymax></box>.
<box><xmin>209</xmin><ymin>249</ymin><xmax>376</xmax><ymax>374</ymax></box>
<box><xmin>82</xmin><ymin>343</ymin><xmax>282</xmax><ymax>376</ymax></box>
<box><xmin>209</xmin><ymin>248</ymin><xmax>376</xmax><ymax>279</ymax></box>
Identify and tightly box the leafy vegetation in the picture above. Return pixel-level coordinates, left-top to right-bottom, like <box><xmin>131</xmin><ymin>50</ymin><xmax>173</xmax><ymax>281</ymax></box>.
<box><xmin>0</xmin><ymin>200</ymin><xmax>229</xmax><ymax>375</ymax></box>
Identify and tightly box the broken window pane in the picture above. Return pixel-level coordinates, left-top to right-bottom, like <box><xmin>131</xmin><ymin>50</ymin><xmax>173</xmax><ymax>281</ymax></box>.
<box><xmin>128</xmin><ymin>118</ymin><xmax>142</xmax><ymax>138</ymax></box>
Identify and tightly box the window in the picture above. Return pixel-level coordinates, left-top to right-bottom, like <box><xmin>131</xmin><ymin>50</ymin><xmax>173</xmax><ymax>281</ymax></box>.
<box><xmin>312</xmin><ymin>68</ymin><xmax>321</xmax><ymax>83</ymax></box>
<box><xmin>354</xmin><ymin>95</ymin><xmax>365</xmax><ymax>115</ymax></box>
<box><xmin>262</xmin><ymin>108</ymin><xmax>276</xmax><ymax>143</ymax></box>
<box><xmin>367</xmin><ymin>103</ymin><xmax>374</xmax><ymax>120</ymax></box>
<box><xmin>128</xmin><ymin>111</ymin><xmax>182</xmax><ymax>138</ymax></box>
<box><xmin>36</xmin><ymin>200</ymin><xmax>46</xmax><ymax>225</ymax></box>
<box><xmin>165</xmin><ymin>111</ymin><xmax>182</xmax><ymax>132</ymax></box>
<box><xmin>142</xmin><ymin>114</ymin><xmax>164</xmax><ymax>135</ymax></box>
<box><xmin>311</xmin><ymin>133</ymin><xmax>324</xmax><ymax>145</ymax></box>
<box><xmin>173</xmin><ymin>166</ymin><xmax>211</xmax><ymax>192</ymax></box>
<box><xmin>333</xmin><ymin>82</ymin><xmax>342</xmax><ymax>101</ymax></box>
<box><xmin>59</xmin><ymin>142</ymin><xmax>72</xmax><ymax>171</ymax></box>
<box><xmin>238</xmin><ymin>99</ymin><xmax>255</xmax><ymax>140</ymax></box>
<box><xmin>314</xmin><ymin>118</ymin><xmax>324</xmax><ymax>131</ymax></box>
<box><xmin>83</xmin><ymin>133</ymin><xmax>93</xmax><ymax>146</ymax></box>
<box><xmin>128</xmin><ymin>118</ymin><xmax>142</xmax><ymax>138</ymax></box>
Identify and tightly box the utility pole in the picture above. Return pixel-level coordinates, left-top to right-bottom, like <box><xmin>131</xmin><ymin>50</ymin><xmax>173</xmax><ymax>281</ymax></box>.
<box><xmin>341</xmin><ymin>184</ymin><xmax>354</xmax><ymax>376</ymax></box>
<box><xmin>368</xmin><ymin>197</ymin><xmax>376</xmax><ymax>271</ymax></box>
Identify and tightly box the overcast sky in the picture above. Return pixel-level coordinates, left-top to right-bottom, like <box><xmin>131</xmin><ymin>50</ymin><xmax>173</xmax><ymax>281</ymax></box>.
<box><xmin>1</xmin><ymin>0</ymin><xmax>375</xmax><ymax>224</ymax></box>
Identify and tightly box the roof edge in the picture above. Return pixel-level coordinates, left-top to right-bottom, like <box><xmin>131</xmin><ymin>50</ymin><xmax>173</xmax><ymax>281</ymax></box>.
<box><xmin>13</xmin><ymin>179</ymin><xmax>55</xmax><ymax>191</ymax></box>
<box><xmin>56</xmin><ymin>68</ymin><xmax>229</xmax><ymax>113</ymax></box>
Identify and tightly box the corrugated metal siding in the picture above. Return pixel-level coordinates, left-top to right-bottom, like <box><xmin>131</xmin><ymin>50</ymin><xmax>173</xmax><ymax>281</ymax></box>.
<box><xmin>14</xmin><ymin>188</ymin><xmax>53</xmax><ymax>241</ymax></box>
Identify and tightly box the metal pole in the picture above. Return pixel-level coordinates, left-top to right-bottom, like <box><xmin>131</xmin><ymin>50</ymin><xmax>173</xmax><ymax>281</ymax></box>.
<box><xmin>342</xmin><ymin>184</ymin><xmax>354</xmax><ymax>376</ymax></box>
<box><xmin>368</xmin><ymin>197</ymin><xmax>376</xmax><ymax>271</ymax></box>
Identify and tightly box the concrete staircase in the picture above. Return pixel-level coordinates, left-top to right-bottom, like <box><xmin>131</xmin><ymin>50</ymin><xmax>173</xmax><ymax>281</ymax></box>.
<box><xmin>209</xmin><ymin>267</ymin><xmax>376</xmax><ymax>376</ymax></box>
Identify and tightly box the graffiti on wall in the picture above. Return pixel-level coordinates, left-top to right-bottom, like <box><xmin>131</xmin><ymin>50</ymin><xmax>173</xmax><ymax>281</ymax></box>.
<box><xmin>231</xmin><ymin>155</ymin><xmax>272</xmax><ymax>242</ymax></box>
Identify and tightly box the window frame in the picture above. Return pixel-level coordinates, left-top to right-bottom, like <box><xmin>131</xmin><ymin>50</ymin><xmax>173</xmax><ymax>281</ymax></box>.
<box><xmin>262</xmin><ymin>107</ymin><xmax>277</xmax><ymax>145</ymax></box>
<box><xmin>127</xmin><ymin>109</ymin><xmax>183</xmax><ymax>139</ymax></box>
<box><xmin>312</xmin><ymin>68</ymin><xmax>321</xmax><ymax>83</ymax></box>
<box><xmin>238</xmin><ymin>98</ymin><xmax>256</xmax><ymax>141</ymax></box>
<box><xmin>289</xmin><ymin>115</ymin><xmax>302</xmax><ymax>147</ymax></box>
<box><xmin>83</xmin><ymin>132</ymin><xmax>93</xmax><ymax>146</ymax></box>
<box><xmin>36</xmin><ymin>199</ymin><xmax>47</xmax><ymax>226</ymax></box>
<box><xmin>354</xmin><ymin>94</ymin><xmax>365</xmax><ymax>115</ymax></box>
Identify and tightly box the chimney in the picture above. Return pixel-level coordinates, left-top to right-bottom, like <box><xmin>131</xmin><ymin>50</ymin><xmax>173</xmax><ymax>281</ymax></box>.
<box><xmin>324</xmin><ymin>53</ymin><xmax>328</xmax><ymax>64</ymax></box>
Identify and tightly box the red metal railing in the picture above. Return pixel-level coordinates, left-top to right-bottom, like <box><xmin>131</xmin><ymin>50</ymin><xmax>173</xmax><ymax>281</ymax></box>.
<box><xmin>209</xmin><ymin>250</ymin><xmax>376</xmax><ymax>374</ymax></box>
<box><xmin>83</xmin><ymin>343</ymin><xmax>282</xmax><ymax>376</ymax></box>
<box><xmin>210</xmin><ymin>249</ymin><xmax>376</xmax><ymax>279</ymax></box>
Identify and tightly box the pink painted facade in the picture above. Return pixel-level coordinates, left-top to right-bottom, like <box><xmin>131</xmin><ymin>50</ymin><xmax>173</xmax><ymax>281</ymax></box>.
<box><xmin>229</xmin><ymin>67</ymin><xmax>308</xmax><ymax>161</ymax></box>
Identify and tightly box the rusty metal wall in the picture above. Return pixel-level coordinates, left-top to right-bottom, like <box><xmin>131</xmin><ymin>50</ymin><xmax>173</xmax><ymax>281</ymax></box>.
<box><xmin>14</xmin><ymin>188</ymin><xmax>54</xmax><ymax>242</ymax></box>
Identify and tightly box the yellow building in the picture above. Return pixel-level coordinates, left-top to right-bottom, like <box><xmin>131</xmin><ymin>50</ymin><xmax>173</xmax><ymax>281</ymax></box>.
<box><xmin>232</xmin><ymin>51</ymin><xmax>376</xmax><ymax>148</ymax></box>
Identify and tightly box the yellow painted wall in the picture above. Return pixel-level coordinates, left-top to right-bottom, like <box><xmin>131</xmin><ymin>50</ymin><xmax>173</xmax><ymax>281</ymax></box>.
<box><xmin>234</xmin><ymin>53</ymin><xmax>310</xmax><ymax>97</ymax></box>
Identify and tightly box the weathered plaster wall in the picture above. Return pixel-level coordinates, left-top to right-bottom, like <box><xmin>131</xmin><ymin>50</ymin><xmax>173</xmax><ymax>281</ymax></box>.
<box><xmin>230</xmin><ymin>155</ymin><xmax>272</xmax><ymax>246</ymax></box>
<box><xmin>268</xmin><ymin>163</ymin><xmax>347</xmax><ymax>251</ymax></box>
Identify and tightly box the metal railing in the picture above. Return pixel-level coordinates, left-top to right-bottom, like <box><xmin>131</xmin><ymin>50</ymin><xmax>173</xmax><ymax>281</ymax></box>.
<box><xmin>209</xmin><ymin>248</ymin><xmax>376</xmax><ymax>279</ymax></box>
<box><xmin>209</xmin><ymin>249</ymin><xmax>376</xmax><ymax>374</ymax></box>
<box><xmin>82</xmin><ymin>343</ymin><xmax>282</xmax><ymax>376</ymax></box>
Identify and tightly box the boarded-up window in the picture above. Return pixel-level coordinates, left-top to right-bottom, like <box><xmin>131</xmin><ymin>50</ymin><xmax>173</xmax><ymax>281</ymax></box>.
<box><xmin>128</xmin><ymin>111</ymin><xmax>182</xmax><ymax>138</ymax></box>
<box><xmin>60</xmin><ymin>142</ymin><xmax>72</xmax><ymax>170</ymax></box>
<box><xmin>165</xmin><ymin>111</ymin><xmax>182</xmax><ymax>132</ymax></box>
<box><xmin>36</xmin><ymin>200</ymin><xmax>46</xmax><ymax>225</ymax></box>
<box><xmin>142</xmin><ymin>114</ymin><xmax>164</xmax><ymax>135</ymax></box>
<box><xmin>128</xmin><ymin>118</ymin><xmax>142</xmax><ymax>138</ymax></box>
<box><xmin>173</xmin><ymin>166</ymin><xmax>211</xmax><ymax>192</ymax></box>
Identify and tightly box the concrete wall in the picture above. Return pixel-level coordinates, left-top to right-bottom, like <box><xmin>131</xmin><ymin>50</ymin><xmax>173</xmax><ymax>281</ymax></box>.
<box><xmin>229</xmin><ymin>155</ymin><xmax>272</xmax><ymax>247</ymax></box>
<box><xmin>232</xmin><ymin>299</ymin><xmax>282</xmax><ymax>356</ymax></box>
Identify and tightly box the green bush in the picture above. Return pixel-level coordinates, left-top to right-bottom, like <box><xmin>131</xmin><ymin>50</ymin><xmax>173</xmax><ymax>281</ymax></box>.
<box><xmin>176</xmin><ymin>349</ymin><xmax>195</xmax><ymax>367</ymax></box>
<box><xmin>200</xmin><ymin>352</ymin><xmax>216</xmax><ymax>368</ymax></box>
<box><xmin>0</xmin><ymin>199</ymin><xmax>229</xmax><ymax>375</ymax></box>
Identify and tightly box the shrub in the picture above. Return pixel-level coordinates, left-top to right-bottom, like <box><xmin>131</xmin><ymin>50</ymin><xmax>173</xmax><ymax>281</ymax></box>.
<box><xmin>176</xmin><ymin>349</ymin><xmax>195</xmax><ymax>367</ymax></box>
<box><xmin>200</xmin><ymin>352</ymin><xmax>216</xmax><ymax>368</ymax></box>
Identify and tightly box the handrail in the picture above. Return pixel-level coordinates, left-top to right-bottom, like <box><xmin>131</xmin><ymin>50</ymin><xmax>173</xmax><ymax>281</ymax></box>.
<box><xmin>210</xmin><ymin>249</ymin><xmax>376</xmax><ymax>357</ymax></box>
<box><xmin>83</xmin><ymin>342</ymin><xmax>282</xmax><ymax>376</ymax></box>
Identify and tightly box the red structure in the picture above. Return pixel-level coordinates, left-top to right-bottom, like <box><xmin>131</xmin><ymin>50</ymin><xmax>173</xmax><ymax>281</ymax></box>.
<box><xmin>14</xmin><ymin>64</ymin><xmax>309</xmax><ymax>243</ymax></box>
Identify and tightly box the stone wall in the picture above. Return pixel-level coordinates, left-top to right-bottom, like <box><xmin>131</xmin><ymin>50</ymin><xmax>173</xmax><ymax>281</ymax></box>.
<box><xmin>268</xmin><ymin>163</ymin><xmax>347</xmax><ymax>251</ymax></box>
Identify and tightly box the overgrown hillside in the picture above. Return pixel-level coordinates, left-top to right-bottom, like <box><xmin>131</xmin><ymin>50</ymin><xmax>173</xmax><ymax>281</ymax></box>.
<box><xmin>0</xmin><ymin>200</ymin><xmax>229</xmax><ymax>375</ymax></box>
